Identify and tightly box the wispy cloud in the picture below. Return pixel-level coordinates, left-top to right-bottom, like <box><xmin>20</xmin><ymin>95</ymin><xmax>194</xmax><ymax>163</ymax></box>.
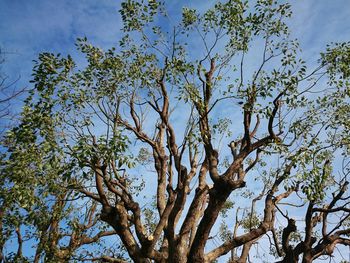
<box><xmin>0</xmin><ymin>0</ymin><xmax>122</xmax><ymax>98</ymax></box>
<box><xmin>291</xmin><ymin>0</ymin><xmax>350</xmax><ymax>62</ymax></box>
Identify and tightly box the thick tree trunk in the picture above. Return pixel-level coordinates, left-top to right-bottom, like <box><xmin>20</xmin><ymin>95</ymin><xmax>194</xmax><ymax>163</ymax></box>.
<box><xmin>188</xmin><ymin>183</ymin><xmax>232</xmax><ymax>262</ymax></box>
<box><xmin>168</xmin><ymin>244</ymin><xmax>188</xmax><ymax>263</ymax></box>
<box><xmin>101</xmin><ymin>205</ymin><xmax>152</xmax><ymax>263</ymax></box>
<box><xmin>302</xmin><ymin>254</ymin><xmax>313</xmax><ymax>263</ymax></box>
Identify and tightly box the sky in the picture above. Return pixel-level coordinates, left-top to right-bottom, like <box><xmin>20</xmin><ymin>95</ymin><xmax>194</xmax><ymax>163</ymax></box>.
<box><xmin>1</xmin><ymin>0</ymin><xmax>350</xmax><ymax>262</ymax></box>
<box><xmin>1</xmin><ymin>0</ymin><xmax>350</xmax><ymax>106</ymax></box>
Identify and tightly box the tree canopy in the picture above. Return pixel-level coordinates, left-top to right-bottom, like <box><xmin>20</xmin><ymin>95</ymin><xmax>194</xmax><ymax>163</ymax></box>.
<box><xmin>1</xmin><ymin>0</ymin><xmax>350</xmax><ymax>262</ymax></box>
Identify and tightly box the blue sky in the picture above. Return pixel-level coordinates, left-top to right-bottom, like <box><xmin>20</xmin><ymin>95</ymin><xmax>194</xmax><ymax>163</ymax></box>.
<box><xmin>1</xmin><ymin>0</ymin><xmax>350</xmax><ymax>97</ymax></box>
<box><xmin>1</xmin><ymin>0</ymin><xmax>349</xmax><ymax>131</ymax></box>
<box><xmin>1</xmin><ymin>0</ymin><xmax>350</xmax><ymax>262</ymax></box>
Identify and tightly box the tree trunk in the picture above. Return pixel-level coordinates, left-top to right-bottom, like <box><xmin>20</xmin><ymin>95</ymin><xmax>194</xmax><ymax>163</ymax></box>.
<box><xmin>188</xmin><ymin>183</ymin><xmax>232</xmax><ymax>262</ymax></box>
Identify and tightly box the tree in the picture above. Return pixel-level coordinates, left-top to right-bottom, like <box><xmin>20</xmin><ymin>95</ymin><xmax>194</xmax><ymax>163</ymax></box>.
<box><xmin>2</xmin><ymin>0</ymin><xmax>350</xmax><ymax>262</ymax></box>
<box><xmin>0</xmin><ymin>47</ymin><xmax>29</xmax><ymax>262</ymax></box>
<box><xmin>0</xmin><ymin>55</ymin><xmax>122</xmax><ymax>263</ymax></box>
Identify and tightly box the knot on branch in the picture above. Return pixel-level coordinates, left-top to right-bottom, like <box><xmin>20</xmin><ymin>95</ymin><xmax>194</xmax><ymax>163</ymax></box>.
<box><xmin>229</xmin><ymin>140</ymin><xmax>240</xmax><ymax>159</ymax></box>
<box><xmin>100</xmin><ymin>206</ymin><xmax>118</xmax><ymax>227</ymax></box>
<box><xmin>204</xmin><ymin>58</ymin><xmax>215</xmax><ymax>79</ymax></box>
